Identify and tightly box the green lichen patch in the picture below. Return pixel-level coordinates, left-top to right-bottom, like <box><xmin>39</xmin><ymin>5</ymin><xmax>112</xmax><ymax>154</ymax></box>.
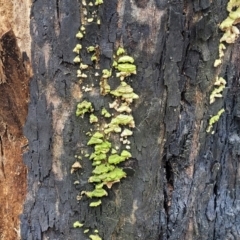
<box><xmin>108</xmin><ymin>154</ymin><xmax>125</xmax><ymax>164</ymax></box>
<box><xmin>95</xmin><ymin>0</ymin><xmax>103</xmax><ymax>5</ymax></box>
<box><xmin>121</xmin><ymin>128</ymin><xmax>133</xmax><ymax>137</ymax></box>
<box><xmin>110</xmin><ymin>82</ymin><xmax>139</xmax><ymax>103</ymax></box>
<box><xmin>90</xmin><ymin>114</ymin><xmax>98</xmax><ymax>123</ymax></box>
<box><xmin>101</xmin><ymin>108</ymin><xmax>111</xmax><ymax>118</ymax></box>
<box><xmin>73</xmin><ymin>221</ymin><xmax>84</xmax><ymax>228</ymax></box>
<box><xmin>87</xmin><ymin>134</ymin><xmax>103</xmax><ymax>145</ymax></box>
<box><xmin>116</xmin><ymin>47</ymin><xmax>125</xmax><ymax>56</ymax></box>
<box><xmin>76</xmin><ymin>31</ymin><xmax>84</xmax><ymax>39</ymax></box>
<box><xmin>104</xmin><ymin>114</ymin><xmax>135</xmax><ymax>134</ymax></box>
<box><xmin>76</xmin><ymin>100</ymin><xmax>94</xmax><ymax>117</ymax></box>
<box><xmin>89</xmin><ymin>199</ymin><xmax>102</xmax><ymax>207</ymax></box>
<box><xmin>117</xmin><ymin>63</ymin><xmax>136</xmax><ymax>74</ymax></box>
<box><xmin>94</xmin><ymin>141</ymin><xmax>112</xmax><ymax>154</ymax></box>
<box><xmin>100</xmin><ymin>78</ymin><xmax>111</xmax><ymax>95</ymax></box>
<box><xmin>73</xmin><ymin>44</ymin><xmax>82</xmax><ymax>54</ymax></box>
<box><xmin>89</xmin><ymin>167</ymin><xmax>126</xmax><ymax>183</ymax></box>
<box><xmin>89</xmin><ymin>152</ymin><xmax>107</xmax><ymax>162</ymax></box>
<box><xmin>108</xmin><ymin>150</ymin><xmax>131</xmax><ymax>164</ymax></box>
<box><xmin>82</xmin><ymin>188</ymin><xmax>108</xmax><ymax>198</ymax></box>
<box><xmin>116</xmin><ymin>103</ymin><xmax>132</xmax><ymax>113</ymax></box>
<box><xmin>102</xmin><ymin>69</ymin><xmax>112</xmax><ymax>78</ymax></box>
<box><xmin>73</xmin><ymin>56</ymin><xmax>81</xmax><ymax>63</ymax></box>
<box><xmin>121</xmin><ymin>150</ymin><xmax>132</xmax><ymax>158</ymax></box>
<box><xmin>206</xmin><ymin>108</ymin><xmax>225</xmax><ymax>133</ymax></box>
<box><xmin>210</xmin><ymin>77</ymin><xmax>226</xmax><ymax>104</ymax></box>
<box><xmin>118</xmin><ymin>56</ymin><xmax>135</xmax><ymax>64</ymax></box>
<box><xmin>92</xmin><ymin>164</ymin><xmax>115</xmax><ymax>174</ymax></box>
<box><xmin>89</xmin><ymin>234</ymin><xmax>102</xmax><ymax>240</ymax></box>
<box><xmin>87</xmin><ymin>46</ymin><xmax>96</xmax><ymax>52</ymax></box>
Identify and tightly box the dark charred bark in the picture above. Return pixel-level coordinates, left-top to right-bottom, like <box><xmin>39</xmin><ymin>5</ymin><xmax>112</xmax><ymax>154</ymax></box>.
<box><xmin>21</xmin><ymin>0</ymin><xmax>240</xmax><ymax>240</ymax></box>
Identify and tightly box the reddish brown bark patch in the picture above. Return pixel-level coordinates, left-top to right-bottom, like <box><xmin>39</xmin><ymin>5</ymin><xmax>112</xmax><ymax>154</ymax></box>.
<box><xmin>0</xmin><ymin>30</ymin><xmax>30</xmax><ymax>240</ymax></box>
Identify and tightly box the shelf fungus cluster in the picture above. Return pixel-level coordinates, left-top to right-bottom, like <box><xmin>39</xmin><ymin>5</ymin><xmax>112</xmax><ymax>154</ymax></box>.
<box><xmin>71</xmin><ymin>0</ymin><xmax>139</xmax><ymax>238</ymax></box>
<box><xmin>214</xmin><ymin>0</ymin><xmax>240</xmax><ymax>67</ymax></box>
<box><xmin>206</xmin><ymin>109</ymin><xmax>225</xmax><ymax>133</ymax></box>
<box><xmin>75</xmin><ymin>47</ymin><xmax>138</xmax><ymax>206</ymax></box>
<box><xmin>207</xmin><ymin>0</ymin><xmax>240</xmax><ymax>133</ymax></box>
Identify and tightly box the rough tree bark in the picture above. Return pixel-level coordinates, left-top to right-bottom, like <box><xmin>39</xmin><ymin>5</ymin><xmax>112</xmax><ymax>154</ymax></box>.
<box><xmin>1</xmin><ymin>0</ymin><xmax>239</xmax><ymax>240</ymax></box>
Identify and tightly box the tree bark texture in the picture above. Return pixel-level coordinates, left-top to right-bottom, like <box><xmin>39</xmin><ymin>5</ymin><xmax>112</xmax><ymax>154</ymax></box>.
<box><xmin>0</xmin><ymin>1</ymin><xmax>31</xmax><ymax>239</ymax></box>
<box><xmin>21</xmin><ymin>0</ymin><xmax>240</xmax><ymax>240</ymax></box>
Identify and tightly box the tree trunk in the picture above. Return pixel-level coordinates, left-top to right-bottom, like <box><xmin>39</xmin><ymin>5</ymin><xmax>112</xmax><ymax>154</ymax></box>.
<box><xmin>1</xmin><ymin>0</ymin><xmax>239</xmax><ymax>239</ymax></box>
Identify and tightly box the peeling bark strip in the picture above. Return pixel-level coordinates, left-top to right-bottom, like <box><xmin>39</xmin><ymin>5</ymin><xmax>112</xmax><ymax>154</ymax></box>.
<box><xmin>0</xmin><ymin>30</ymin><xmax>30</xmax><ymax>240</ymax></box>
<box><xmin>21</xmin><ymin>0</ymin><xmax>240</xmax><ymax>240</ymax></box>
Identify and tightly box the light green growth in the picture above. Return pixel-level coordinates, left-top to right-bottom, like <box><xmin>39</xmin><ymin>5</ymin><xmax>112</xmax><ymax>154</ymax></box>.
<box><xmin>118</xmin><ymin>56</ymin><xmax>135</xmax><ymax>64</ymax></box>
<box><xmin>121</xmin><ymin>150</ymin><xmax>132</xmax><ymax>158</ymax></box>
<box><xmin>220</xmin><ymin>28</ymin><xmax>239</xmax><ymax>43</ymax></box>
<box><xmin>214</xmin><ymin>77</ymin><xmax>226</xmax><ymax>86</ymax></box>
<box><xmin>111</xmin><ymin>148</ymin><xmax>117</xmax><ymax>154</ymax></box>
<box><xmin>73</xmin><ymin>221</ymin><xmax>84</xmax><ymax>228</ymax></box>
<box><xmin>112</xmin><ymin>61</ymin><xmax>118</xmax><ymax>67</ymax></box>
<box><xmin>80</xmin><ymin>63</ymin><xmax>89</xmax><ymax>69</ymax></box>
<box><xmin>219</xmin><ymin>1</ymin><xmax>240</xmax><ymax>44</ymax></box>
<box><xmin>81</xmin><ymin>26</ymin><xmax>86</xmax><ymax>31</ymax></box>
<box><xmin>210</xmin><ymin>86</ymin><xmax>225</xmax><ymax>104</ymax></box>
<box><xmin>229</xmin><ymin>7</ymin><xmax>240</xmax><ymax>19</ymax></box>
<box><xmin>87</xmin><ymin>46</ymin><xmax>96</xmax><ymax>52</ymax></box>
<box><xmin>76</xmin><ymin>100</ymin><xmax>94</xmax><ymax>117</ymax></box>
<box><xmin>108</xmin><ymin>150</ymin><xmax>131</xmax><ymax>164</ymax></box>
<box><xmin>89</xmin><ymin>167</ymin><xmax>126</xmax><ymax>183</ymax></box>
<box><xmin>108</xmin><ymin>154</ymin><xmax>125</xmax><ymax>164</ymax></box>
<box><xmin>206</xmin><ymin>109</ymin><xmax>225</xmax><ymax>133</ymax></box>
<box><xmin>91</xmin><ymin>54</ymin><xmax>97</xmax><ymax>61</ymax></box>
<box><xmin>104</xmin><ymin>114</ymin><xmax>135</xmax><ymax>134</ymax></box>
<box><xmin>85</xmin><ymin>153</ymin><xmax>90</xmax><ymax>157</ymax></box>
<box><xmin>92</xmin><ymin>161</ymin><xmax>102</xmax><ymax>166</ymax></box>
<box><xmin>214</xmin><ymin>59</ymin><xmax>222</xmax><ymax>67</ymax></box>
<box><xmin>100</xmin><ymin>79</ymin><xmax>111</xmax><ymax>95</ymax></box>
<box><xmin>93</xmin><ymin>164</ymin><xmax>115</xmax><ymax>174</ymax></box>
<box><xmin>220</xmin><ymin>17</ymin><xmax>235</xmax><ymax>30</ymax></box>
<box><xmin>210</xmin><ymin>77</ymin><xmax>226</xmax><ymax>104</ymax></box>
<box><xmin>88</xmin><ymin>18</ymin><xmax>94</xmax><ymax>23</ymax></box>
<box><xmin>101</xmin><ymin>108</ymin><xmax>111</xmax><ymax>118</ymax></box>
<box><xmin>87</xmin><ymin>132</ymin><xmax>104</xmax><ymax>145</ymax></box>
<box><xmin>117</xmin><ymin>63</ymin><xmax>136</xmax><ymax>74</ymax></box>
<box><xmin>110</xmin><ymin>82</ymin><xmax>139</xmax><ymax>103</ymax></box>
<box><xmin>117</xmin><ymin>103</ymin><xmax>132</xmax><ymax>113</ymax></box>
<box><xmin>94</xmin><ymin>141</ymin><xmax>111</xmax><ymax>154</ymax></box>
<box><xmin>219</xmin><ymin>43</ymin><xmax>226</xmax><ymax>58</ymax></box>
<box><xmin>116</xmin><ymin>47</ymin><xmax>125</xmax><ymax>56</ymax></box>
<box><xmin>89</xmin><ymin>234</ymin><xmax>102</xmax><ymax>240</ymax></box>
<box><xmin>102</xmin><ymin>69</ymin><xmax>111</xmax><ymax>78</ymax></box>
<box><xmin>90</xmin><ymin>114</ymin><xmax>98</xmax><ymax>123</ymax></box>
<box><xmin>89</xmin><ymin>152</ymin><xmax>107</xmax><ymax>161</ymax></box>
<box><xmin>83</xmin><ymin>188</ymin><xmax>108</xmax><ymax>198</ymax></box>
<box><xmin>90</xmin><ymin>199</ymin><xmax>102</xmax><ymax>207</ymax></box>
<box><xmin>84</xmin><ymin>229</ymin><xmax>90</xmax><ymax>233</ymax></box>
<box><xmin>227</xmin><ymin>0</ymin><xmax>240</xmax><ymax>12</ymax></box>
<box><xmin>76</xmin><ymin>31</ymin><xmax>84</xmax><ymax>39</ymax></box>
<box><xmin>95</xmin><ymin>0</ymin><xmax>103</xmax><ymax>5</ymax></box>
<box><xmin>121</xmin><ymin>128</ymin><xmax>133</xmax><ymax>137</ymax></box>
<box><xmin>73</xmin><ymin>56</ymin><xmax>81</xmax><ymax>63</ymax></box>
<box><xmin>73</xmin><ymin>44</ymin><xmax>82</xmax><ymax>54</ymax></box>
<box><xmin>95</xmin><ymin>183</ymin><xmax>104</xmax><ymax>189</ymax></box>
